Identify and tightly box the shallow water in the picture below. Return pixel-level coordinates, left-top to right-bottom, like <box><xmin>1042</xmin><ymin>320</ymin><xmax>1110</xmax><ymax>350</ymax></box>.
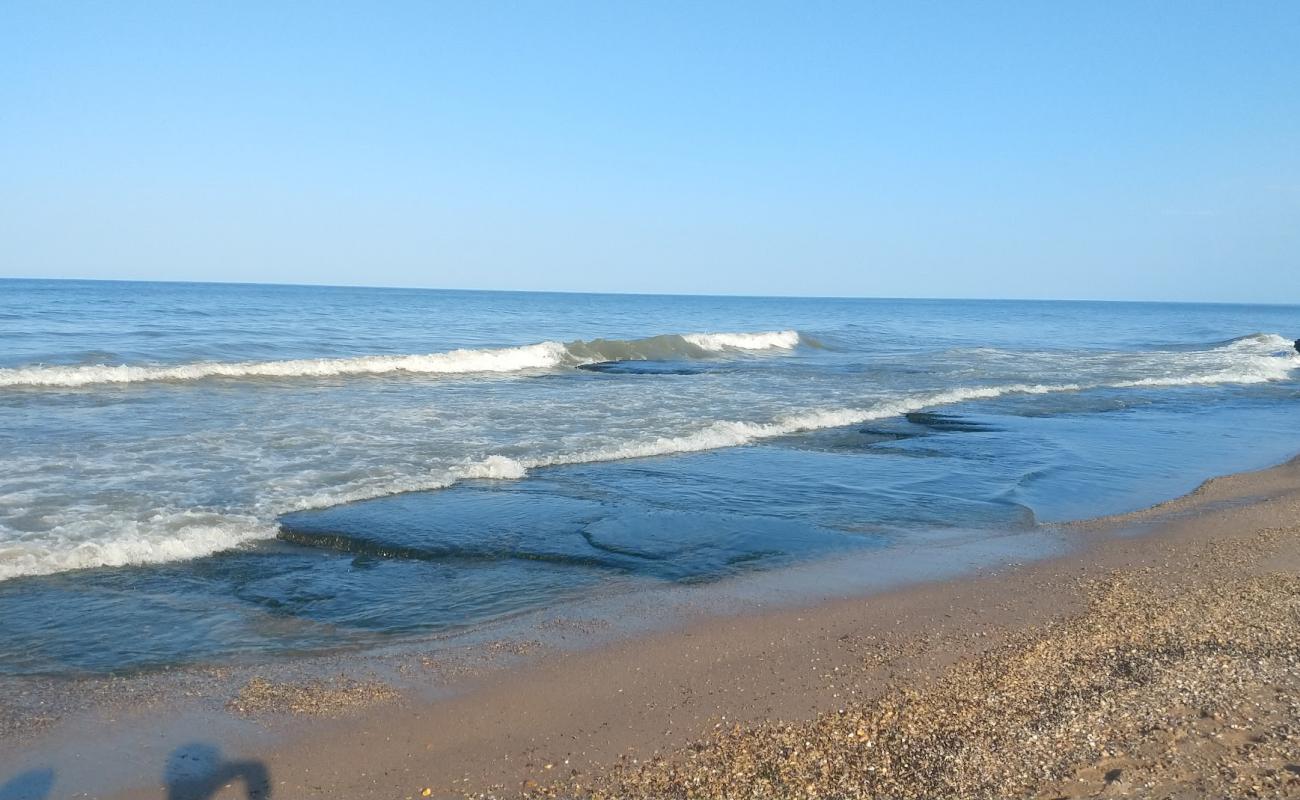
<box><xmin>0</xmin><ymin>280</ymin><xmax>1297</xmax><ymax>674</ymax></box>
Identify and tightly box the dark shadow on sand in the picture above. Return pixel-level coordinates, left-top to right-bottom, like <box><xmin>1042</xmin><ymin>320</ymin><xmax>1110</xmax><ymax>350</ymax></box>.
<box><xmin>164</xmin><ymin>743</ymin><xmax>272</xmax><ymax>800</ymax></box>
<box><xmin>0</xmin><ymin>768</ymin><xmax>54</xmax><ymax>800</ymax></box>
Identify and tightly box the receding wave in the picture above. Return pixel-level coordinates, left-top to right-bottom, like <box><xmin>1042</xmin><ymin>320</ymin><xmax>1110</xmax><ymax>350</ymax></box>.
<box><xmin>0</xmin><ymin>329</ymin><xmax>803</xmax><ymax>389</ymax></box>
<box><xmin>277</xmin><ymin>528</ymin><xmax>624</xmax><ymax>570</ymax></box>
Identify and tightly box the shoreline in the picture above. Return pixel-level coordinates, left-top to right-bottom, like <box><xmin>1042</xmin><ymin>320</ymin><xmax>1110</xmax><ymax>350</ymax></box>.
<box><xmin>2</xmin><ymin>455</ymin><xmax>1299</xmax><ymax>798</ymax></box>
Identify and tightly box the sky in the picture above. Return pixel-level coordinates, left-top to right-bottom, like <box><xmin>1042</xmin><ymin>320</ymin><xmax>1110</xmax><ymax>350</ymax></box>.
<box><xmin>1</xmin><ymin>1</ymin><xmax>1298</xmax><ymax>302</ymax></box>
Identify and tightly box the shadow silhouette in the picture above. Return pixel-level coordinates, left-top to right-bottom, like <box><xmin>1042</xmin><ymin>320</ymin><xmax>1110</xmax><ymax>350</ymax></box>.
<box><xmin>164</xmin><ymin>743</ymin><xmax>272</xmax><ymax>800</ymax></box>
<box><xmin>0</xmin><ymin>768</ymin><xmax>54</xmax><ymax>800</ymax></box>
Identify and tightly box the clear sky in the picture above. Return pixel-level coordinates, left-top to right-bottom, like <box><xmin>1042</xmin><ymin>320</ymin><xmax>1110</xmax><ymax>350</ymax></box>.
<box><xmin>2</xmin><ymin>2</ymin><xmax>1297</xmax><ymax>302</ymax></box>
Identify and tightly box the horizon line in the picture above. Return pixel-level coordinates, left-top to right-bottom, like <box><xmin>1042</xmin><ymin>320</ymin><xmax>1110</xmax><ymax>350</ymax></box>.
<box><xmin>2</xmin><ymin>274</ymin><xmax>1296</xmax><ymax>309</ymax></box>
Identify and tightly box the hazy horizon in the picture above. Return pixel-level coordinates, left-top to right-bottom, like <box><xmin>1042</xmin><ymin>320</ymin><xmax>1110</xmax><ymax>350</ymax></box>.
<box><xmin>6</xmin><ymin>273</ymin><xmax>1300</xmax><ymax>308</ymax></box>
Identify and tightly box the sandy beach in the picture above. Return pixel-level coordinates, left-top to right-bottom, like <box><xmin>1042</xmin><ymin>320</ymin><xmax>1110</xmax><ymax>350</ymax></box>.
<box><xmin>0</xmin><ymin>455</ymin><xmax>1295</xmax><ymax>799</ymax></box>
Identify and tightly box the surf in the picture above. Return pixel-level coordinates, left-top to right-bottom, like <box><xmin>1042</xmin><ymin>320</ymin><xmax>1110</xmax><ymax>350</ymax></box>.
<box><xmin>0</xmin><ymin>329</ymin><xmax>804</xmax><ymax>389</ymax></box>
<box><xmin>1</xmin><ymin>325</ymin><xmax>1296</xmax><ymax>582</ymax></box>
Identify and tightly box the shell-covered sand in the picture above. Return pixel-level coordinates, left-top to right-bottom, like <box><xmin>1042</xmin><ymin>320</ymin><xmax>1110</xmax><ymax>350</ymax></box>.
<box><xmin>512</xmin><ymin>530</ymin><xmax>1300</xmax><ymax>799</ymax></box>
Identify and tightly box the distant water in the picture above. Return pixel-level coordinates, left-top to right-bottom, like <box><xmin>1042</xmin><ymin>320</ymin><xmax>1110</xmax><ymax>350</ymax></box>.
<box><xmin>0</xmin><ymin>279</ymin><xmax>1297</xmax><ymax>674</ymax></box>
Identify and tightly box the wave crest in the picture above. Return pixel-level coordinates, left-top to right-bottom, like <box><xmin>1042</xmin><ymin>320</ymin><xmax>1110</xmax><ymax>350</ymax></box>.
<box><xmin>0</xmin><ymin>511</ymin><xmax>273</xmax><ymax>582</ymax></box>
<box><xmin>0</xmin><ymin>330</ymin><xmax>802</xmax><ymax>389</ymax></box>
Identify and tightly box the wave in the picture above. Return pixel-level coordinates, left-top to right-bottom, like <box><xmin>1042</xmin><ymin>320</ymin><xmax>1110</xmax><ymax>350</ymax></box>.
<box><xmin>0</xmin><ymin>511</ymin><xmax>273</xmax><ymax>582</ymax></box>
<box><xmin>682</xmin><ymin>330</ymin><xmax>801</xmax><ymax>351</ymax></box>
<box><xmin>301</xmin><ymin>334</ymin><xmax>1299</xmax><ymax>498</ymax></box>
<box><xmin>1</xmin><ymin>332</ymin><xmax>1295</xmax><ymax>580</ymax></box>
<box><xmin>1</xmin><ymin>384</ymin><xmax>1070</xmax><ymax>581</ymax></box>
<box><xmin>0</xmin><ymin>329</ymin><xmax>804</xmax><ymax>389</ymax></box>
<box><xmin>1114</xmin><ymin>333</ymin><xmax>1298</xmax><ymax>387</ymax></box>
<box><xmin>515</xmin><ymin>383</ymin><xmax>1078</xmax><ymax>476</ymax></box>
<box><xmin>1216</xmin><ymin>332</ymin><xmax>1294</xmax><ymax>350</ymax></box>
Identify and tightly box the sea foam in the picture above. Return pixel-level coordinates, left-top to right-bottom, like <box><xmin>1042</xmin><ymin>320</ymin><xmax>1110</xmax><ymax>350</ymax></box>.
<box><xmin>0</xmin><ymin>511</ymin><xmax>274</xmax><ymax>582</ymax></box>
<box><xmin>0</xmin><ymin>330</ymin><xmax>802</xmax><ymax>389</ymax></box>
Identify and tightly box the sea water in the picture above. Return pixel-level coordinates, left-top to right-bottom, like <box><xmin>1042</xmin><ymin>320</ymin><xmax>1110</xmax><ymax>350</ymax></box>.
<box><xmin>0</xmin><ymin>279</ymin><xmax>1297</xmax><ymax>673</ymax></box>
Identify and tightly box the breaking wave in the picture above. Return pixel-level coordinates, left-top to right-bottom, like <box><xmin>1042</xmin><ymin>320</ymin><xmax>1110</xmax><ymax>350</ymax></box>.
<box><xmin>0</xmin><ymin>511</ymin><xmax>273</xmax><ymax>582</ymax></box>
<box><xmin>0</xmin><ymin>329</ymin><xmax>804</xmax><ymax>389</ymax></box>
<box><xmin>1115</xmin><ymin>333</ymin><xmax>1298</xmax><ymax>387</ymax></box>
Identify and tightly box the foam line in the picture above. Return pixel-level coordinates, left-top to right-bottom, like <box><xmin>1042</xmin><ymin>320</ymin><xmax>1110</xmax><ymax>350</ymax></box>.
<box><xmin>0</xmin><ymin>330</ymin><xmax>802</xmax><ymax>388</ymax></box>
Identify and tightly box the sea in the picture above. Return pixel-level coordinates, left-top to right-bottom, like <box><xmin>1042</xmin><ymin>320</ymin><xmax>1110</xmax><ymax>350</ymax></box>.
<box><xmin>0</xmin><ymin>279</ymin><xmax>1297</xmax><ymax>675</ymax></box>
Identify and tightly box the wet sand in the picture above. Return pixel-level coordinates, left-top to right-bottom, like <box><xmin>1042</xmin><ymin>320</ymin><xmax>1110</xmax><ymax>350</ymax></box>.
<box><xmin>4</xmin><ymin>456</ymin><xmax>1300</xmax><ymax>799</ymax></box>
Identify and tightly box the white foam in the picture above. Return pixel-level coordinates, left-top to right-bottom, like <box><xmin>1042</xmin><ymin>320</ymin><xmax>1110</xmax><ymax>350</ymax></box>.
<box><xmin>1115</xmin><ymin>336</ymin><xmax>1299</xmax><ymax>387</ymax></box>
<box><xmin>533</xmin><ymin>382</ymin><xmax>1080</xmax><ymax>469</ymax></box>
<box><xmin>284</xmin><ymin>473</ymin><xmax>459</xmax><ymax>513</ymax></box>
<box><xmin>0</xmin><ymin>511</ymin><xmax>274</xmax><ymax>582</ymax></box>
<box><xmin>1115</xmin><ymin>361</ymin><xmax>1298</xmax><ymax>387</ymax></box>
<box><xmin>451</xmin><ymin>455</ymin><xmax>530</xmax><ymax>481</ymax></box>
<box><xmin>0</xmin><ymin>342</ymin><xmax>573</xmax><ymax>388</ymax></box>
<box><xmin>1223</xmin><ymin>332</ymin><xmax>1295</xmax><ymax>352</ymax></box>
<box><xmin>0</xmin><ymin>329</ymin><xmax>802</xmax><ymax>389</ymax></box>
<box><xmin>680</xmin><ymin>330</ymin><xmax>801</xmax><ymax>351</ymax></box>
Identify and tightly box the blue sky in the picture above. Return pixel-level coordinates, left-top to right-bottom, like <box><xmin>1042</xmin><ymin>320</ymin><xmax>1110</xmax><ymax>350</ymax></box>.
<box><xmin>2</xmin><ymin>1</ymin><xmax>1297</xmax><ymax>301</ymax></box>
